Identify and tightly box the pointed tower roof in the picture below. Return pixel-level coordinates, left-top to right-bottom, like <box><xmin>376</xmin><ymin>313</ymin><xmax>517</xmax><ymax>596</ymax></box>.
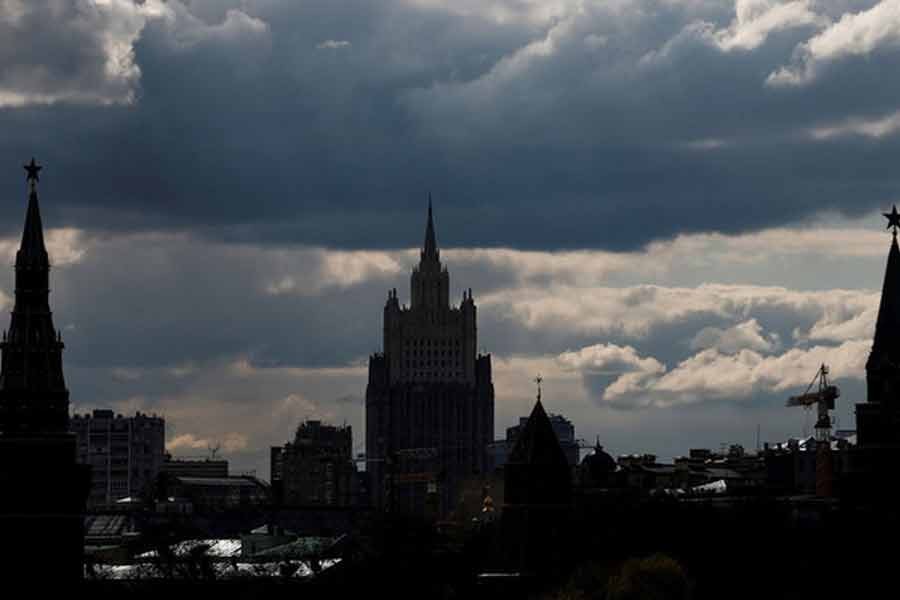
<box><xmin>868</xmin><ymin>231</ymin><xmax>900</xmax><ymax>369</ymax></box>
<box><xmin>16</xmin><ymin>180</ymin><xmax>50</xmax><ymax>271</ymax></box>
<box><xmin>422</xmin><ymin>194</ymin><xmax>438</xmax><ymax>262</ymax></box>
<box><xmin>508</xmin><ymin>399</ymin><xmax>569</xmax><ymax>466</ymax></box>
<box><xmin>868</xmin><ymin>206</ymin><xmax>900</xmax><ymax>370</ymax></box>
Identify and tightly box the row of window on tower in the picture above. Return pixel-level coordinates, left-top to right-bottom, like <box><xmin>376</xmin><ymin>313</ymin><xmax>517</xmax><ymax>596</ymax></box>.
<box><xmin>404</xmin><ymin>338</ymin><xmax>462</xmax><ymax>347</ymax></box>
<box><xmin>404</xmin><ymin>370</ymin><xmax>464</xmax><ymax>380</ymax></box>
<box><xmin>402</xmin><ymin>337</ymin><xmax>464</xmax><ymax>377</ymax></box>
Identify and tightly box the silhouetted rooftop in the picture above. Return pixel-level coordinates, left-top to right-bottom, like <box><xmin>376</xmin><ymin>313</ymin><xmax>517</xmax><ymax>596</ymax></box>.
<box><xmin>507</xmin><ymin>399</ymin><xmax>569</xmax><ymax>467</ymax></box>
<box><xmin>869</xmin><ymin>235</ymin><xmax>900</xmax><ymax>369</ymax></box>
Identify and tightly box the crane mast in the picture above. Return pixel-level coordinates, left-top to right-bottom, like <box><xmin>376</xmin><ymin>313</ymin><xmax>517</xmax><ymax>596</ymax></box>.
<box><xmin>786</xmin><ymin>364</ymin><xmax>839</xmax><ymax>442</ymax></box>
<box><xmin>785</xmin><ymin>364</ymin><xmax>840</xmax><ymax>497</ymax></box>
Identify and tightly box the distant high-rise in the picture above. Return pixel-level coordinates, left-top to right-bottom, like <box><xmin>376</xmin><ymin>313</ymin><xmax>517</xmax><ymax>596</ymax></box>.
<box><xmin>0</xmin><ymin>160</ymin><xmax>90</xmax><ymax>581</ymax></box>
<box><xmin>71</xmin><ymin>409</ymin><xmax>166</xmax><ymax>506</ymax></box>
<box><xmin>366</xmin><ymin>199</ymin><xmax>494</xmax><ymax>516</ymax></box>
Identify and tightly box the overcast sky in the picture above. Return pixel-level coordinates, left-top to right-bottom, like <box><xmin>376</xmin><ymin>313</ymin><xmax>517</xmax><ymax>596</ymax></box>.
<box><xmin>2</xmin><ymin>0</ymin><xmax>900</xmax><ymax>478</ymax></box>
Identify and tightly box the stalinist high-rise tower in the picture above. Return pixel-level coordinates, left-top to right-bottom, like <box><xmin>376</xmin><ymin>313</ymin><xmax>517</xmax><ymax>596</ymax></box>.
<box><xmin>366</xmin><ymin>199</ymin><xmax>494</xmax><ymax>517</ymax></box>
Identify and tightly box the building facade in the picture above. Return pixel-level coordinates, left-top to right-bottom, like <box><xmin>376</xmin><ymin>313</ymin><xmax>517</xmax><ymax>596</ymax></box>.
<box><xmin>161</xmin><ymin>475</ymin><xmax>270</xmax><ymax>512</ymax></box>
<box><xmin>366</xmin><ymin>201</ymin><xmax>494</xmax><ymax>516</ymax></box>
<box><xmin>270</xmin><ymin>419</ymin><xmax>355</xmax><ymax>506</ymax></box>
<box><xmin>72</xmin><ymin>409</ymin><xmax>166</xmax><ymax>506</ymax></box>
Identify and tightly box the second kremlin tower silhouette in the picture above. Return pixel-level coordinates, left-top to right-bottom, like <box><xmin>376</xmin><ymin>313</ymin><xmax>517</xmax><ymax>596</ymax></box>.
<box><xmin>843</xmin><ymin>204</ymin><xmax>900</xmax><ymax>501</ymax></box>
<box><xmin>0</xmin><ymin>160</ymin><xmax>90</xmax><ymax>581</ymax></box>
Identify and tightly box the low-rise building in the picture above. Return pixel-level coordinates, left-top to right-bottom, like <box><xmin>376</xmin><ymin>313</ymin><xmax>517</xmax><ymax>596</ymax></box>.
<box><xmin>159</xmin><ymin>475</ymin><xmax>270</xmax><ymax>512</ymax></box>
<box><xmin>271</xmin><ymin>420</ymin><xmax>356</xmax><ymax>506</ymax></box>
<box><xmin>161</xmin><ymin>455</ymin><xmax>229</xmax><ymax>478</ymax></box>
<box><xmin>72</xmin><ymin>409</ymin><xmax>166</xmax><ymax>507</ymax></box>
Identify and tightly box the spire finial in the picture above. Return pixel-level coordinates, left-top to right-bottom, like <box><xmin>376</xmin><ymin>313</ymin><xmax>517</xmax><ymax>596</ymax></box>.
<box><xmin>24</xmin><ymin>157</ymin><xmax>41</xmax><ymax>192</ymax></box>
<box><xmin>885</xmin><ymin>204</ymin><xmax>900</xmax><ymax>238</ymax></box>
<box><xmin>422</xmin><ymin>193</ymin><xmax>438</xmax><ymax>261</ymax></box>
<box><xmin>535</xmin><ymin>374</ymin><xmax>543</xmax><ymax>403</ymax></box>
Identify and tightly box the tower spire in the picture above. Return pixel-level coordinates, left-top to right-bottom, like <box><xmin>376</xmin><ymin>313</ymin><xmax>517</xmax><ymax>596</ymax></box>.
<box><xmin>0</xmin><ymin>159</ymin><xmax>68</xmax><ymax>434</ymax></box>
<box><xmin>410</xmin><ymin>194</ymin><xmax>450</xmax><ymax>309</ymax></box>
<box><xmin>18</xmin><ymin>158</ymin><xmax>49</xmax><ymax>271</ymax></box>
<box><xmin>869</xmin><ymin>232</ymin><xmax>900</xmax><ymax>364</ymax></box>
<box><xmin>422</xmin><ymin>193</ymin><xmax>438</xmax><ymax>263</ymax></box>
<box><xmin>865</xmin><ymin>209</ymin><xmax>900</xmax><ymax>407</ymax></box>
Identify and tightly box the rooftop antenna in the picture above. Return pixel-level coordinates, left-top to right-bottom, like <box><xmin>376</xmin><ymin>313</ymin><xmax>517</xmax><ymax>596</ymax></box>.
<box><xmin>208</xmin><ymin>441</ymin><xmax>221</xmax><ymax>461</ymax></box>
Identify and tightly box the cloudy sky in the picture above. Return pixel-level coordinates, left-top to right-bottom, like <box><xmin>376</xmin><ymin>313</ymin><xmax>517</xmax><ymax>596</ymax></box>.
<box><xmin>2</xmin><ymin>0</ymin><xmax>900</xmax><ymax>477</ymax></box>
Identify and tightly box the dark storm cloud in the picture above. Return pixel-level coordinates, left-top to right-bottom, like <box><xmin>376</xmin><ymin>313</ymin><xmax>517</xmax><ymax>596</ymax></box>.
<box><xmin>2</xmin><ymin>0</ymin><xmax>900</xmax><ymax>250</ymax></box>
<box><xmin>38</xmin><ymin>235</ymin><xmax>404</xmax><ymax>369</ymax></box>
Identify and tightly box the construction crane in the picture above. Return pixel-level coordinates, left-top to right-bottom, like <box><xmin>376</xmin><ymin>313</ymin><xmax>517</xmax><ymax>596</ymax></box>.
<box><xmin>786</xmin><ymin>364</ymin><xmax>840</xmax><ymax>497</ymax></box>
<box><xmin>786</xmin><ymin>364</ymin><xmax>840</xmax><ymax>443</ymax></box>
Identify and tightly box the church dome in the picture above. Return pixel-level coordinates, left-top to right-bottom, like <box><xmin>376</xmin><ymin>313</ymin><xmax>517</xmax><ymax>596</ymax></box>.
<box><xmin>581</xmin><ymin>442</ymin><xmax>616</xmax><ymax>482</ymax></box>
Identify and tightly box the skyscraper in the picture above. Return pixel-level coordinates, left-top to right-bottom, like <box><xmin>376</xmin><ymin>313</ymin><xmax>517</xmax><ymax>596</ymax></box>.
<box><xmin>0</xmin><ymin>160</ymin><xmax>90</xmax><ymax>581</ymax></box>
<box><xmin>366</xmin><ymin>199</ymin><xmax>494</xmax><ymax>517</ymax></box>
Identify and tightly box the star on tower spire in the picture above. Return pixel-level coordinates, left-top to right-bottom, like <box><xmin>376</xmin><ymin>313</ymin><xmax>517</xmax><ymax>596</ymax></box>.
<box><xmin>24</xmin><ymin>157</ymin><xmax>41</xmax><ymax>190</ymax></box>
<box><xmin>535</xmin><ymin>374</ymin><xmax>543</xmax><ymax>404</ymax></box>
<box><xmin>885</xmin><ymin>205</ymin><xmax>900</xmax><ymax>237</ymax></box>
<box><xmin>17</xmin><ymin>158</ymin><xmax>49</xmax><ymax>271</ymax></box>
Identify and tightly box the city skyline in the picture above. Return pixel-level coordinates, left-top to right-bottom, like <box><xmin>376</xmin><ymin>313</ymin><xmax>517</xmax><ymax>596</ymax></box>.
<box><xmin>0</xmin><ymin>165</ymin><xmax>891</xmax><ymax>479</ymax></box>
<box><xmin>4</xmin><ymin>0</ymin><xmax>900</xmax><ymax>480</ymax></box>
